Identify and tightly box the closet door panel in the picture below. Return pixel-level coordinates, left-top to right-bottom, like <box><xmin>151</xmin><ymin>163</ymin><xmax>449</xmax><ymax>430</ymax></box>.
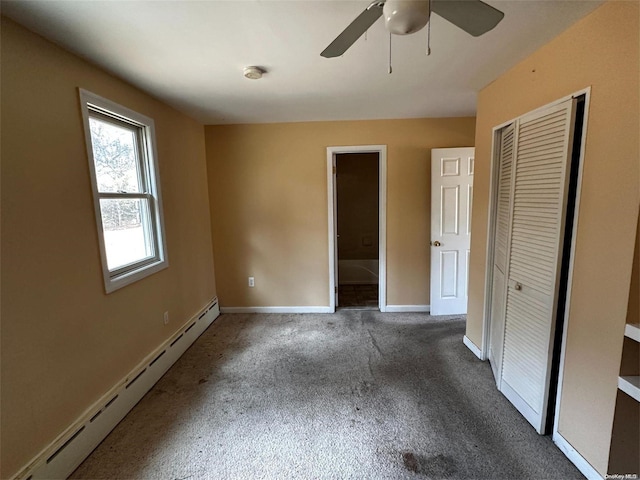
<box><xmin>489</xmin><ymin>267</ymin><xmax>507</xmax><ymax>383</ymax></box>
<box><xmin>495</xmin><ymin>127</ymin><xmax>514</xmax><ymax>274</ymax></box>
<box><xmin>489</xmin><ymin>124</ymin><xmax>515</xmax><ymax>385</ymax></box>
<box><xmin>500</xmin><ymin>99</ymin><xmax>576</xmax><ymax>433</ymax></box>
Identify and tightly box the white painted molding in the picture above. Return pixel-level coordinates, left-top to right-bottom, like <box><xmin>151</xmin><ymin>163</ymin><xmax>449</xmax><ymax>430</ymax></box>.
<box><xmin>14</xmin><ymin>298</ymin><xmax>220</xmax><ymax>480</ymax></box>
<box><xmin>618</xmin><ymin>376</ymin><xmax>640</xmax><ymax>402</ymax></box>
<box><xmin>463</xmin><ymin>335</ymin><xmax>485</xmax><ymax>360</ymax></box>
<box><xmin>327</xmin><ymin>148</ymin><xmax>337</xmax><ymax>312</ymax></box>
<box><xmin>385</xmin><ymin>305</ymin><xmax>430</xmax><ymax>313</ymax></box>
<box><xmin>220</xmin><ymin>306</ymin><xmax>333</xmax><ymax>314</ymax></box>
<box><xmin>553</xmin><ymin>431</ymin><xmax>603</xmax><ymax>480</ymax></box>
<box><xmin>624</xmin><ymin>323</ymin><xmax>640</xmax><ymax>342</ymax></box>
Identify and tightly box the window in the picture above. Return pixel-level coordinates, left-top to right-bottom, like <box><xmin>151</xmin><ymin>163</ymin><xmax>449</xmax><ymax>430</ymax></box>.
<box><xmin>80</xmin><ymin>89</ymin><xmax>167</xmax><ymax>293</ymax></box>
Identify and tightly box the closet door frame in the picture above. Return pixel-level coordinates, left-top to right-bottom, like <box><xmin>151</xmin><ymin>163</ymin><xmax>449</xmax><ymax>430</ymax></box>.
<box><xmin>481</xmin><ymin>87</ymin><xmax>591</xmax><ymax>432</ymax></box>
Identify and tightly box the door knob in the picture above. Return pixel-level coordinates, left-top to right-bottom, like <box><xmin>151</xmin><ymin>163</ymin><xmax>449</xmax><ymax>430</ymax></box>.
<box><xmin>431</xmin><ymin>241</ymin><xmax>442</xmax><ymax>247</ymax></box>
<box><xmin>514</xmin><ymin>283</ymin><xmax>522</xmax><ymax>291</ymax></box>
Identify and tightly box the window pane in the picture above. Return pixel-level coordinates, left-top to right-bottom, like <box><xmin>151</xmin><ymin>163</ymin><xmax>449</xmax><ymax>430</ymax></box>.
<box><xmin>100</xmin><ymin>198</ymin><xmax>155</xmax><ymax>270</ymax></box>
<box><xmin>89</xmin><ymin>117</ymin><xmax>143</xmax><ymax>193</ymax></box>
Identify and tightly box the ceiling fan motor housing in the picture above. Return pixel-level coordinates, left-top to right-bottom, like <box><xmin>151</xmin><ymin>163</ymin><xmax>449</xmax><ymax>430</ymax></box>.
<box><xmin>383</xmin><ymin>0</ymin><xmax>431</xmax><ymax>35</ymax></box>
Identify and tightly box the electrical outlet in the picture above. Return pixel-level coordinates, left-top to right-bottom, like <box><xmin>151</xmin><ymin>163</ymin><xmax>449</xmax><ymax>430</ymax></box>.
<box><xmin>248</xmin><ymin>276</ymin><xmax>255</xmax><ymax>287</ymax></box>
<box><xmin>163</xmin><ymin>311</ymin><xmax>169</xmax><ymax>325</ymax></box>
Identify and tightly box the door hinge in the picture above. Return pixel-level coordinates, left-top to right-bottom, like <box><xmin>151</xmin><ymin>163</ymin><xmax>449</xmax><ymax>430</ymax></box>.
<box><xmin>335</xmin><ymin>286</ymin><xmax>338</xmax><ymax>293</ymax></box>
<box><xmin>332</xmin><ymin>165</ymin><xmax>336</xmax><ymax>174</ymax></box>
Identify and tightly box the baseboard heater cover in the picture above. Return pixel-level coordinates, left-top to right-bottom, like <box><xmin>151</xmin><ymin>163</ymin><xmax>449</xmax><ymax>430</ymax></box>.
<box><xmin>14</xmin><ymin>297</ymin><xmax>220</xmax><ymax>480</ymax></box>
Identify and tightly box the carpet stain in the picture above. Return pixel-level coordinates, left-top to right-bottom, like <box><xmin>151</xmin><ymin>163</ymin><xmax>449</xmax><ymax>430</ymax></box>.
<box><xmin>402</xmin><ymin>452</ymin><xmax>420</xmax><ymax>473</ymax></box>
<box><xmin>150</xmin><ymin>388</ymin><xmax>168</xmax><ymax>396</ymax></box>
<box><xmin>351</xmin><ymin>380</ymin><xmax>374</xmax><ymax>397</ymax></box>
<box><xmin>421</xmin><ymin>454</ymin><xmax>458</xmax><ymax>478</ymax></box>
<box><xmin>401</xmin><ymin>452</ymin><xmax>458</xmax><ymax>477</ymax></box>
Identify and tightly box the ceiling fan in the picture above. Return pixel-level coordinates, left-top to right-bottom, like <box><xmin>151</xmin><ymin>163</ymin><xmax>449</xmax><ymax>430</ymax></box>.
<box><xmin>321</xmin><ymin>0</ymin><xmax>504</xmax><ymax>58</ymax></box>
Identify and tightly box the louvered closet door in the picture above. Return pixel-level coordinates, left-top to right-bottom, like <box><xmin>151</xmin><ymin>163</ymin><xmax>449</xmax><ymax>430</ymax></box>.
<box><xmin>489</xmin><ymin>124</ymin><xmax>515</xmax><ymax>385</ymax></box>
<box><xmin>500</xmin><ymin>99</ymin><xmax>577</xmax><ymax>434</ymax></box>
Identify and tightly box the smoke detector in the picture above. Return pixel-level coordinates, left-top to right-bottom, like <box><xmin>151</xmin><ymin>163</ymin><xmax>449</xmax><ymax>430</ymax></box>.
<box><xmin>243</xmin><ymin>66</ymin><xmax>265</xmax><ymax>80</ymax></box>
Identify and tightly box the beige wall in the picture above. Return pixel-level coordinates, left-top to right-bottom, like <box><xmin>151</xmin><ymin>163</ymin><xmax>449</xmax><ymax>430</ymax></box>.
<box><xmin>466</xmin><ymin>1</ymin><xmax>639</xmax><ymax>475</ymax></box>
<box><xmin>205</xmin><ymin>118</ymin><xmax>475</xmax><ymax>307</ymax></box>
<box><xmin>1</xmin><ymin>18</ymin><xmax>216</xmax><ymax>478</ymax></box>
<box><xmin>337</xmin><ymin>153</ymin><xmax>379</xmax><ymax>262</ymax></box>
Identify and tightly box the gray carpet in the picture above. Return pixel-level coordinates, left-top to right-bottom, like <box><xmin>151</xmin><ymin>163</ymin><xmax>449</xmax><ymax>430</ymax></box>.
<box><xmin>71</xmin><ymin>312</ymin><xmax>583</xmax><ymax>479</ymax></box>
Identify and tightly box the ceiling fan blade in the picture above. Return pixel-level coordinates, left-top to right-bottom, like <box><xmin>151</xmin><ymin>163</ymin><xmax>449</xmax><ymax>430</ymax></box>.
<box><xmin>321</xmin><ymin>3</ymin><xmax>384</xmax><ymax>58</ymax></box>
<box><xmin>431</xmin><ymin>0</ymin><xmax>504</xmax><ymax>37</ymax></box>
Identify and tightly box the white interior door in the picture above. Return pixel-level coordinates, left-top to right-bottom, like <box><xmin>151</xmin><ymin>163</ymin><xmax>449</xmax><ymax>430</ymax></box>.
<box><xmin>488</xmin><ymin>125</ymin><xmax>515</xmax><ymax>385</ymax></box>
<box><xmin>430</xmin><ymin>147</ymin><xmax>474</xmax><ymax>315</ymax></box>
<box><xmin>497</xmin><ymin>99</ymin><xmax>577</xmax><ymax>434</ymax></box>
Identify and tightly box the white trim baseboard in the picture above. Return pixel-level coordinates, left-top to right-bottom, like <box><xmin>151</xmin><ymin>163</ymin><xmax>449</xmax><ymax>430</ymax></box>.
<box><xmin>220</xmin><ymin>306</ymin><xmax>333</xmax><ymax>314</ymax></box>
<box><xmin>14</xmin><ymin>298</ymin><xmax>220</xmax><ymax>480</ymax></box>
<box><xmin>463</xmin><ymin>335</ymin><xmax>485</xmax><ymax>360</ymax></box>
<box><xmin>385</xmin><ymin>305</ymin><xmax>430</xmax><ymax>313</ymax></box>
<box><xmin>553</xmin><ymin>431</ymin><xmax>603</xmax><ymax>480</ymax></box>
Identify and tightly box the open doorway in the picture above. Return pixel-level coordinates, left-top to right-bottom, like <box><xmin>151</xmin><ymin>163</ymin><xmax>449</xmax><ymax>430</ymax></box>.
<box><xmin>336</xmin><ymin>153</ymin><xmax>379</xmax><ymax>308</ymax></box>
<box><xmin>327</xmin><ymin>145</ymin><xmax>387</xmax><ymax>312</ymax></box>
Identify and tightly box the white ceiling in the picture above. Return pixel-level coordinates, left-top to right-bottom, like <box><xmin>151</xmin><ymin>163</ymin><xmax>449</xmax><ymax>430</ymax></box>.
<box><xmin>2</xmin><ymin>0</ymin><xmax>603</xmax><ymax>125</ymax></box>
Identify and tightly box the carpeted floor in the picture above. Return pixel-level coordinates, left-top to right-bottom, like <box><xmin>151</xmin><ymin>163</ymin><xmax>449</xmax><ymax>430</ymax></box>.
<box><xmin>71</xmin><ymin>311</ymin><xmax>583</xmax><ymax>479</ymax></box>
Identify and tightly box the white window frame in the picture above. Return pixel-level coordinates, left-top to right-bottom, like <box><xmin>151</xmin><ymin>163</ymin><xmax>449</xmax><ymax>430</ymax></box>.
<box><xmin>79</xmin><ymin>89</ymin><xmax>168</xmax><ymax>293</ymax></box>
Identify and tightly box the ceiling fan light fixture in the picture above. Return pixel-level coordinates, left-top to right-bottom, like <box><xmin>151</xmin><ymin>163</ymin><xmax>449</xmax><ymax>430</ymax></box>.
<box><xmin>383</xmin><ymin>0</ymin><xmax>430</xmax><ymax>35</ymax></box>
<box><xmin>243</xmin><ymin>66</ymin><xmax>265</xmax><ymax>80</ymax></box>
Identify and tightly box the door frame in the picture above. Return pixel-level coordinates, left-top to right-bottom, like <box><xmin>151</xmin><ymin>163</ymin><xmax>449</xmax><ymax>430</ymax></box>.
<box><xmin>480</xmin><ymin>87</ymin><xmax>591</xmax><ymax>430</ymax></box>
<box><xmin>327</xmin><ymin>145</ymin><xmax>387</xmax><ymax>312</ymax></box>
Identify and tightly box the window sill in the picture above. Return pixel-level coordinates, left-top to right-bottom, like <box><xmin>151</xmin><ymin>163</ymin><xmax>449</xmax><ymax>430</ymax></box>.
<box><xmin>105</xmin><ymin>259</ymin><xmax>168</xmax><ymax>293</ymax></box>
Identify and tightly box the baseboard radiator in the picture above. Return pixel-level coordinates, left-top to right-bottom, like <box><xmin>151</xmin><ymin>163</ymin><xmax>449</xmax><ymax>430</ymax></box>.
<box><xmin>14</xmin><ymin>298</ymin><xmax>220</xmax><ymax>480</ymax></box>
